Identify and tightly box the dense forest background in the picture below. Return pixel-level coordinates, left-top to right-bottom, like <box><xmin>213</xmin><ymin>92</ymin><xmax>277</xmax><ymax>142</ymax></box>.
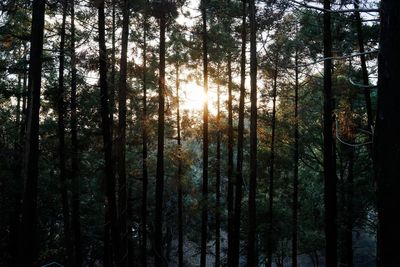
<box><xmin>0</xmin><ymin>0</ymin><xmax>399</xmax><ymax>266</ymax></box>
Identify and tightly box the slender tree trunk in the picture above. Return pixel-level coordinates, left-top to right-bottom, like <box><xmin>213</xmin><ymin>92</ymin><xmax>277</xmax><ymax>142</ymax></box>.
<box><xmin>267</xmin><ymin>61</ymin><xmax>278</xmax><ymax>267</ymax></box>
<box><xmin>232</xmin><ymin>1</ymin><xmax>246</xmax><ymax>265</ymax></box>
<box><xmin>117</xmin><ymin>0</ymin><xmax>129</xmax><ymax>265</ymax></box>
<box><xmin>292</xmin><ymin>51</ymin><xmax>299</xmax><ymax>267</ymax></box>
<box><xmin>200</xmin><ymin>1</ymin><xmax>209</xmax><ymax>266</ymax></box>
<box><xmin>375</xmin><ymin>1</ymin><xmax>400</xmax><ymax>266</ymax></box>
<box><xmin>215</xmin><ymin>72</ymin><xmax>221</xmax><ymax>267</ymax></box>
<box><xmin>141</xmin><ymin>10</ymin><xmax>149</xmax><ymax>267</ymax></box>
<box><xmin>175</xmin><ymin>64</ymin><xmax>184</xmax><ymax>267</ymax></box>
<box><xmin>57</xmin><ymin>1</ymin><xmax>73</xmax><ymax>264</ymax></box>
<box><xmin>343</xmin><ymin>147</ymin><xmax>354</xmax><ymax>267</ymax></box>
<box><xmin>110</xmin><ymin>0</ymin><xmax>116</xmax><ymax>137</ymax></box>
<box><xmin>70</xmin><ymin>0</ymin><xmax>82</xmax><ymax>265</ymax></box>
<box><xmin>323</xmin><ymin>1</ymin><xmax>337</xmax><ymax>267</ymax></box>
<box><xmin>154</xmin><ymin>10</ymin><xmax>166</xmax><ymax>267</ymax></box>
<box><xmin>226</xmin><ymin>0</ymin><xmax>235</xmax><ymax>263</ymax></box>
<box><xmin>18</xmin><ymin>0</ymin><xmax>45</xmax><ymax>265</ymax></box>
<box><xmin>98</xmin><ymin>1</ymin><xmax>119</xmax><ymax>265</ymax></box>
<box><xmin>247</xmin><ymin>0</ymin><xmax>258</xmax><ymax>265</ymax></box>
<box><xmin>354</xmin><ymin>0</ymin><xmax>373</xmax><ymax>131</ymax></box>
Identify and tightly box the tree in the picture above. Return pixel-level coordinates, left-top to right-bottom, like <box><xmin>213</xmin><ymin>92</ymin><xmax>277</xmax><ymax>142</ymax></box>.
<box><xmin>247</xmin><ymin>0</ymin><xmax>258</xmax><ymax>265</ymax></box>
<box><xmin>117</xmin><ymin>0</ymin><xmax>130</xmax><ymax>265</ymax></box>
<box><xmin>154</xmin><ymin>1</ymin><xmax>167</xmax><ymax>265</ymax></box>
<box><xmin>322</xmin><ymin>1</ymin><xmax>337</xmax><ymax>267</ymax></box>
<box><xmin>56</xmin><ymin>0</ymin><xmax>73</xmax><ymax>264</ymax></box>
<box><xmin>200</xmin><ymin>0</ymin><xmax>209</xmax><ymax>266</ymax></box>
<box><xmin>97</xmin><ymin>1</ymin><xmax>119</xmax><ymax>265</ymax></box>
<box><xmin>18</xmin><ymin>0</ymin><xmax>46</xmax><ymax>265</ymax></box>
<box><xmin>375</xmin><ymin>0</ymin><xmax>400</xmax><ymax>266</ymax></box>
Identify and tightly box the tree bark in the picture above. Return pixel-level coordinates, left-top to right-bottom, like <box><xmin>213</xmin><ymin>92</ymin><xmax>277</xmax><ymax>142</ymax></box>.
<box><xmin>232</xmin><ymin>1</ymin><xmax>246</xmax><ymax>265</ymax></box>
<box><xmin>247</xmin><ymin>0</ymin><xmax>257</xmax><ymax>265</ymax></box>
<box><xmin>18</xmin><ymin>0</ymin><xmax>45</xmax><ymax>265</ymax></box>
<box><xmin>154</xmin><ymin>9</ymin><xmax>166</xmax><ymax>267</ymax></box>
<box><xmin>57</xmin><ymin>1</ymin><xmax>73</xmax><ymax>264</ymax></box>
<box><xmin>292</xmin><ymin>50</ymin><xmax>299</xmax><ymax>267</ymax></box>
<box><xmin>70</xmin><ymin>0</ymin><xmax>82</xmax><ymax>265</ymax></box>
<box><xmin>98</xmin><ymin>1</ymin><xmax>119</xmax><ymax>265</ymax></box>
<box><xmin>215</xmin><ymin>70</ymin><xmax>221</xmax><ymax>267</ymax></box>
<box><xmin>267</xmin><ymin>60</ymin><xmax>278</xmax><ymax>267</ymax></box>
<box><xmin>141</xmin><ymin>9</ymin><xmax>149</xmax><ymax>267</ymax></box>
<box><xmin>200</xmin><ymin>1</ymin><xmax>209</xmax><ymax>266</ymax></box>
<box><xmin>117</xmin><ymin>0</ymin><xmax>129</xmax><ymax>265</ymax></box>
<box><xmin>176</xmin><ymin>64</ymin><xmax>184</xmax><ymax>267</ymax></box>
<box><xmin>323</xmin><ymin>1</ymin><xmax>337</xmax><ymax>267</ymax></box>
<box><xmin>375</xmin><ymin>1</ymin><xmax>400</xmax><ymax>266</ymax></box>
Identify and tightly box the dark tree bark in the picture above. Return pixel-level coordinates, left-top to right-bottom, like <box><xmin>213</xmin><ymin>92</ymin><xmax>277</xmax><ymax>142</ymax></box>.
<box><xmin>98</xmin><ymin>1</ymin><xmax>119</xmax><ymax>265</ymax></box>
<box><xmin>247</xmin><ymin>0</ymin><xmax>257</xmax><ymax>265</ymax></box>
<box><xmin>354</xmin><ymin>0</ymin><xmax>373</xmax><ymax>131</ymax></box>
<box><xmin>267</xmin><ymin>60</ymin><xmax>278</xmax><ymax>267</ymax></box>
<box><xmin>215</xmin><ymin>71</ymin><xmax>221</xmax><ymax>267</ymax></box>
<box><xmin>232</xmin><ymin>1</ymin><xmax>246</xmax><ymax>265</ymax></box>
<box><xmin>200</xmin><ymin>1</ymin><xmax>209</xmax><ymax>266</ymax></box>
<box><xmin>175</xmin><ymin>64</ymin><xmax>184</xmax><ymax>267</ymax></box>
<box><xmin>323</xmin><ymin>1</ymin><xmax>337</xmax><ymax>267</ymax></box>
<box><xmin>375</xmin><ymin>1</ymin><xmax>400</xmax><ymax>266</ymax></box>
<box><xmin>141</xmin><ymin>10</ymin><xmax>149</xmax><ymax>267</ymax></box>
<box><xmin>154</xmin><ymin>9</ymin><xmax>166</xmax><ymax>267</ymax></box>
<box><xmin>18</xmin><ymin>0</ymin><xmax>45</xmax><ymax>265</ymax></box>
<box><xmin>292</xmin><ymin>50</ymin><xmax>299</xmax><ymax>267</ymax></box>
<box><xmin>117</xmin><ymin>0</ymin><xmax>129</xmax><ymax>265</ymax></box>
<box><xmin>57</xmin><ymin>1</ymin><xmax>73</xmax><ymax>264</ymax></box>
<box><xmin>226</xmin><ymin>1</ymin><xmax>235</xmax><ymax>264</ymax></box>
<box><xmin>70</xmin><ymin>0</ymin><xmax>82</xmax><ymax>265</ymax></box>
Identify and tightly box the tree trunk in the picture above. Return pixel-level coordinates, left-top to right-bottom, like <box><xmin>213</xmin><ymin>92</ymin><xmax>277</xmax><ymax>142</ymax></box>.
<box><xmin>375</xmin><ymin>1</ymin><xmax>400</xmax><ymax>266</ymax></box>
<box><xmin>70</xmin><ymin>0</ymin><xmax>82</xmax><ymax>265</ymax></box>
<box><xmin>323</xmin><ymin>1</ymin><xmax>337</xmax><ymax>267</ymax></box>
<box><xmin>117</xmin><ymin>0</ymin><xmax>129</xmax><ymax>265</ymax></box>
<box><xmin>215</xmin><ymin>70</ymin><xmax>221</xmax><ymax>267</ymax></box>
<box><xmin>141</xmin><ymin>9</ymin><xmax>149</xmax><ymax>267</ymax></box>
<box><xmin>57</xmin><ymin>1</ymin><xmax>73</xmax><ymax>264</ymax></box>
<box><xmin>292</xmin><ymin>50</ymin><xmax>299</xmax><ymax>267</ymax></box>
<box><xmin>354</xmin><ymin>0</ymin><xmax>373</xmax><ymax>131</ymax></box>
<box><xmin>175</xmin><ymin>64</ymin><xmax>184</xmax><ymax>267</ymax></box>
<box><xmin>154</xmin><ymin>10</ymin><xmax>166</xmax><ymax>267</ymax></box>
<box><xmin>200</xmin><ymin>1</ymin><xmax>209</xmax><ymax>266</ymax></box>
<box><xmin>267</xmin><ymin>60</ymin><xmax>278</xmax><ymax>267</ymax></box>
<box><xmin>232</xmin><ymin>1</ymin><xmax>246</xmax><ymax>265</ymax></box>
<box><xmin>247</xmin><ymin>0</ymin><xmax>257</xmax><ymax>265</ymax></box>
<box><xmin>18</xmin><ymin>0</ymin><xmax>45</xmax><ymax>265</ymax></box>
<box><xmin>98</xmin><ymin>1</ymin><xmax>119</xmax><ymax>265</ymax></box>
<box><xmin>226</xmin><ymin>0</ymin><xmax>235</xmax><ymax>264</ymax></box>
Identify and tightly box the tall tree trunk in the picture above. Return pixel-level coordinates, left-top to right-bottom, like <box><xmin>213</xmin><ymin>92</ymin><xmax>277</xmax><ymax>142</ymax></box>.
<box><xmin>18</xmin><ymin>0</ymin><xmax>45</xmax><ymax>265</ymax></box>
<box><xmin>354</xmin><ymin>0</ymin><xmax>373</xmax><ymax>131</ymax></box>
<box><xmin>215</xmin><ymin>71</ymin><xmax>221</xmax><ymax>267</ymax></box>
<box><xmin>292</xmin><ymin>50</ymin><xmax>299</xmax><ymax>267</ymax></box>
<box><xmin>323</xmin><ymin>1</ymin><xmax>337</xmax><ymax>267</ymax></box>
<box><xmin>200</xmin><ymin>1</ymin><xmax>209</xmax><ymax>266</ymax></box>
<box><xmin>226</xmin><ymin>0</ymin><xmax>235</xmax><ymax>264</ymax></box>
<box><xmin>232</xmin><ymin>1</ymin><xmax>246</xmax><ymax>265</ymax></box>
<box><xmin>175</xmin><ymin>64</ymin><xmax>184</xmax><ymax>267</ymax></box>
<box><xmin>267</xmin><ymin>61</ymin><xmax>278</xmax><ymax>267</ymax></box>
<box><xmin>247</xmin><ymin>0</ymin><xmax>257</xmax><ymax>265</ymax></box>
<box><xmin>375</xmin><ymin>1</ymin><xmax>400</xmax><ymax>266</ymax></box>
<box><xmin>98</xmin><ymin>1</ymin><xmax>119</xmax><ymax>265</ymax></box>
<box><xmin>141</xmin><ymin>9</ymin><xmax>149</xmax><ymax>267</ymax></box>
<box><xmin>70</xmin><ymin>0</ymin><xmax>82</xmax><ymax>265</ymax></box>
<box><xmin>110</xmin><ymin>0</ymin><xmax>116</xmax><ymax>137</ymax></box>
<box><xmin>117</xmin><ymin>0</ymin><xmax>129</xmax><ymax>265</ymax></box>
<box><xmin>57</xmin><ymin>1</ymin><xmax>73</xmax><ymax>264</ymax></box>
<box><xmin>154</xmin><ymin>9</ymin><xmax>166</xmax><ymax>267</ymax></box>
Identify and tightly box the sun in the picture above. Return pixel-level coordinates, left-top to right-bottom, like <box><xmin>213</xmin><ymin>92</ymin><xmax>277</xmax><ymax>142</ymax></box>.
<box><xmin>180</xmin><ymin>81</ymin><xmax>207</xmax><ymax>112</ymax></box>
<box><xmin>179</xmin><ymin>81</ymin><xmax>220</xmax><ymax>116</ymax></box>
